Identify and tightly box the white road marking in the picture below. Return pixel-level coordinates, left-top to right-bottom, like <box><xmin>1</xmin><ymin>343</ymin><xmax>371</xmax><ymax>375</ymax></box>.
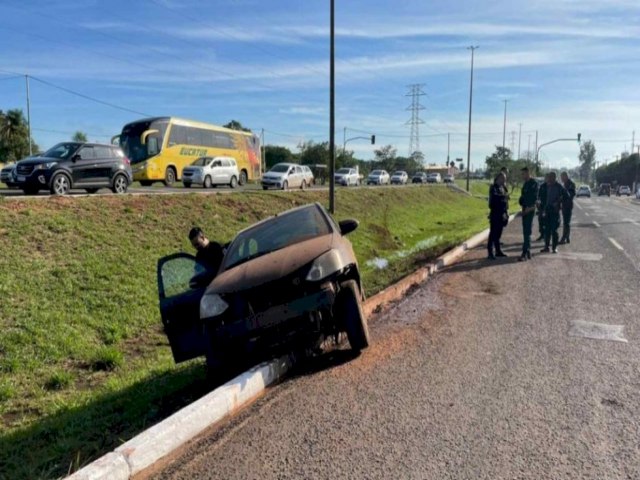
<box><xmin>622</xmin><ymin>218</ymin><xmax>640</xmax><ymax>226</ymax></box>
<box><xmin>585</xmin><ymin>212</ymin><xmax>591</xmax><ymax>217</ymax></box>
<box><xmin>539</xmin><ymin>252</ymin><xmax>603</xmax><ymax>262</ymax></box>
<box><xmin>608</xmin><ymin>237</ymin><xmax>624</xmax><ymax>251</ymax></box>
<box><xmin>569</xmin><ymin>321</ymin><xmax>627</xmax><ymax>343</ymax></box>
<box><xmin>593</xmin><ymin>220</ymin><xmax>600</xmax><ymax>227</ymax></box>
<box><xmin>574</xmin><ymin>202</ymin><xmax>583</xmax><ymax>210</ymax></box>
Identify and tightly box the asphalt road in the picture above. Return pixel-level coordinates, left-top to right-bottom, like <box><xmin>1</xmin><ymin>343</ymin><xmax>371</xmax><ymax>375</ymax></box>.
<box><xmin>146</xmin><ymin>195</ymin><xmax>640</xmax><ymax>480</ymax></box>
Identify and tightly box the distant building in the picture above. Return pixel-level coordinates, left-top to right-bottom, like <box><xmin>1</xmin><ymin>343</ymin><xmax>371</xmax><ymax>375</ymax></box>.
<box><xmin>423</xmin><ymin>165</ymin><xmax>460</xmax><ymax>177</ymax></box>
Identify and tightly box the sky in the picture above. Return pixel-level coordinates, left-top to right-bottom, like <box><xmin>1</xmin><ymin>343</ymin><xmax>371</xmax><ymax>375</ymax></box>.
<box><xmin>1</xmin><ymin>0</ymin><xmax>640</xmax><ymax>170</ymax></box>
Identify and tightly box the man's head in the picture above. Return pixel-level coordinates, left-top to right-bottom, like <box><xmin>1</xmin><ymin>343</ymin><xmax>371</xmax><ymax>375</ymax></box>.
<box><xmin>495</xmin><ymin>172</ymin><xmax>506</xmax><ymax>186</ymax></box>
<box><xmin>521</xmin><ymin>166</ymin><xmax>531</xmax><ymax>181</ymax></box>
<box><xmin>500</xmin><ymin>167</ymin><xmax>508</xmax><ymax>179</ymax></box>
<box><xmin>560</xmin><ymin>171</ymin><xmax>569</xmax><ymax>183</ymax></box>
<box><xmin>547</xmin><ymin>171</ymin><xmax>557</xmax><ymax>185</ymax></box>
<box><xmin>189</xmin><ymin>227</ymin><xmax>209</xmax><ymax>251</ymax></box>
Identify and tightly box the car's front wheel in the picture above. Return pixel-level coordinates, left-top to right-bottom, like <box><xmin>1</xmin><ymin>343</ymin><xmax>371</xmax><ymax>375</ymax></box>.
<box><xmin>50</xmin><ymin>173</ymin><xmax>71</xmax><ymax>195</ymax></box>
<box><xmin>338</xmin><ymin>280</ymin><xmax>369</xmax><ymax>353</ymax></box>
<box><xmin>230</xmin><ymin>176</ymin><xmax>238</xmax><ymax>189</ymax></box>
<box><xmin>204</xmin><ymin>176</ymin><xmax>212</xmax><ymax>189</ymax></box>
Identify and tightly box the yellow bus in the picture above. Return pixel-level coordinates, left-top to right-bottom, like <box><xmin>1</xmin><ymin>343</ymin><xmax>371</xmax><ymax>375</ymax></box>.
<box><xmin>115</xmin><ymin>117</ymin><xmax>261</xmax><ymax>186</ymax></box>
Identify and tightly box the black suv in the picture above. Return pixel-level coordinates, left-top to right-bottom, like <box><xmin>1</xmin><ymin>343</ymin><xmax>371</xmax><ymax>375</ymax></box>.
<box><xmin>13</xmin><ymin>142</ymin><xmax>132</xmax><ymax>195</ymax></box>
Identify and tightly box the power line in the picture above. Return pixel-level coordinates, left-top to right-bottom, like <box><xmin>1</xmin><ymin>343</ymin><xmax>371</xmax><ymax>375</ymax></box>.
<box><xmin>32</xmin><ymin>127</ymin><xmax>112</xmax><ymax>138</ymax></box>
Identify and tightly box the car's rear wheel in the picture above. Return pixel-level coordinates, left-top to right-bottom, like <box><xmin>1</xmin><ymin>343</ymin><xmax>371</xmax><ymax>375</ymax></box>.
<box><xmin>204</xmin><ymin>176</ymin><xmax>212</xmax><ymax>189</ymax></box>
<box><xmin>50</xmin><ymin>173</ymin><xmax>71</xmax><ymax>195</ymax></box>
<box><xmin>112</xmin><ymin>174</ymin><xmax>128</xmax><ymax>194</ymax></box>
<box><xmin>300</xmin><ymin>180</ymin><xmax>306</xmax><ymax>190</ymax></box>
<box><xmin>282</xmin><ymin>180</ymin><xmax>288</xmax><ymax>191</ymax></box>
<box><xmin>230</xmin><ymin>175</ymin><xmax>238</xmax><ymax>189</ymax></box>
<box><xmin>338</xmin><ymin>280</ymin><xmax>369</xmax><ymax>353</ymax></box>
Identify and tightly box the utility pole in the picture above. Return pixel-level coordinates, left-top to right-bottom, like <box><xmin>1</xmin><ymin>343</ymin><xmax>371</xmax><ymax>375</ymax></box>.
<box><xmin>466</xmin><ymin>46</ymin><xmax>479</xmax><ymax>192</ymax></box>
<box><xmin>405</xmin><ymin>84</ymin><xmax>426</xmax><ymax>156</ymax></box>
<box><xmin>510</xmin><ymin>130</ymin><xmax>516</xmax><ymax>154</ymax></box>
<box><xmin>25</xmin><ymin>74</ymin><xmax>32</xmax><ymax>156</ymax></box>
<box><xmin>343</xmin><ymin>127</ymin><xmax>347</xmax><ymax>152</ymax></box>
<box><xmin>517</xmin><ymin>123</ymin><xmax>522</xmax><ymax>160</ymax></box>
<box><xmin>502</xmin><ymin>99</ymin><xmax>509</xmax><ymax>149</ymax></box>
<box><xmin>527</xmin><ymin>134</ymin><xmax>532</xmax><ymax>161</ymax></box>
<box><xmin>447</xmin><ymin>132</ymin><xmax>450</xmax><ymax>165</ymax></box>
<box><xmin>535</xmin><ymin>130</ymin><xmax>539</xmax><ymax>171</ymax></box>
<box><xmin>329</xmin><ymin>0</ymin><xmax>335</xmax><ymax>213</ymax></box>
<box><xmin>260</xmin><ymin>128</ymin><xmax>265</xmax><ymax>174</ymax></box>
<box><xmin>632</xmin><ymin>130</ymin><xmax>635</xmax><ymax>155</ymax></box>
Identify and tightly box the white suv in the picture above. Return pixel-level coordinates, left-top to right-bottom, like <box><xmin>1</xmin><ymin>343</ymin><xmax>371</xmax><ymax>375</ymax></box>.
<box><xmin>182</xmin><ymin>156</ymin><xmax>240</xmax><ymax>189</ymax></box>
<box><xmin>262</xmin><ymin>163</ymin><xmax>308</xmax><ymax>190</ymax></box>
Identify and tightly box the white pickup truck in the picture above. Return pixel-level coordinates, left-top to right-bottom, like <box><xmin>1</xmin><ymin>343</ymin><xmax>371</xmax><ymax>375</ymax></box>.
<box><xmin>334</xmin><ymin>167</ymin><xmax>360</xmax><ymax>186</ymax></box>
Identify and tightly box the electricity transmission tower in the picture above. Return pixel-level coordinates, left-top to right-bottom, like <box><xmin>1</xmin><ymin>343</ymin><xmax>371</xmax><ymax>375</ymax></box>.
<box><xmin>405</xmin><ymin>84</ymin><xmax>426</xmax><ymax>156</ymax></box>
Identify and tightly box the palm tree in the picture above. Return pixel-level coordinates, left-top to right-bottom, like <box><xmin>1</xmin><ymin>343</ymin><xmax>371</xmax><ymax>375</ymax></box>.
<box><xmin>0</xmin><ymin>109</ymin><xmax>31</xmax><ymax>161</ymax></box>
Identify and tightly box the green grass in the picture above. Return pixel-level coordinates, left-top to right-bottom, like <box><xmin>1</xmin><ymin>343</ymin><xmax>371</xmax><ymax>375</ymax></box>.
<box><xmin>0</xmin><ymin>186</ymin><xmax>489</xmax><ymax>479</ymax></box>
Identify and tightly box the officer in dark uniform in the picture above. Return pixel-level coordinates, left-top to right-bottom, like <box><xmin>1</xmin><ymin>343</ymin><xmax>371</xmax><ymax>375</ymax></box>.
<box><xmin>535</xmin><ymin>173</ymin><xmax>549</xmax><ymax>241</ymax></box>
<box><xmin>487</xmin><ymin>172</ymin><xmax>509</xmax><ymax>260</ymax></box>
<box><xmin>540</xmin><ymin>172</ymin><xmax>569</xmax><ymax>254</ymax></box>
<box><xmin>518</xmin><ymin>167</ymin><xmax>539</xmax><ymax>261</ymax></box>
<box><xmin>559</xmin><ymin>171</ymin><xmax>576</xmax><ymax>244</ymax></box>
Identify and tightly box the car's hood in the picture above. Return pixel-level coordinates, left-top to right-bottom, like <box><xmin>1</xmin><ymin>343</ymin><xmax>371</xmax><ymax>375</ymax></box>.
<box><xmin>18</xmin><ymin>156</ymin><xmax>59</xmax><ymax>166</ymax></box>
<box><xmin>208</xmin><ymin>233</ymin><xmax>335</xmax><ymax>294</ymax></box>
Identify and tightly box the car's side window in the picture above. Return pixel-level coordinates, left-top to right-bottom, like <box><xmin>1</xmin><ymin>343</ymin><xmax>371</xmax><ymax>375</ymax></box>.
<box><xmin>94</xmin><ymin>146</ymin><xmax>111</xmax><ymax>159</ymax></box>
<box><xmin>212</xmin><ymin>160</ymin><xmax>222</xmax><ymax>167</ymax></box>
<box><xmin>160</xmin><ymin>256</ymin><xmax>206</xmax><ymax>298</ymax></box>
<box><xmin>77</xmin><ymin>147</ymin><xmax>95</xmax><ymax>160</ymax></box>
<box><xmin>222</xmin><ymin>159</ymin><xmax>231</xmax><ymax>167</ymax></box>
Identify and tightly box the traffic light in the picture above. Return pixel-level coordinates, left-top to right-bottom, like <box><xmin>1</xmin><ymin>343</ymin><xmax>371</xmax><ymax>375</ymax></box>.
<box><xmin>371</xmin><ymin>135</ymin><xmax>376</xmax><ymax>145</ymax></box>
<box><xmin>577</xmin><ymin>133</ymin><xmax>582</xmax><ymax>143</ymax></box>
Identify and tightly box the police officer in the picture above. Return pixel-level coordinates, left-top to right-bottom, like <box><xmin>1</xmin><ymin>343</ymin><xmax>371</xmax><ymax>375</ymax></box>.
<box><xmin>540</xmin><ymin>172</ymin><xmax>568</xmax><ymax>254</ymax></box>
<box><xmin>518</xmin><ymin>167</ymin><xmax>539</xmax><ymax>261</ymax></box>
<box><xmin>487</xmin><ymin>172</ymin><xmax>509</xmax><ymax>260</ymax></box>
<box><xmin>559</xmin><ymin>171</ymin><xmax>576</xmax><ymax>244</ymax></box>
<box><xmin>535</xmin><ymin>173</ymin><xmax>549</xmax><ymax>241</ymax></box>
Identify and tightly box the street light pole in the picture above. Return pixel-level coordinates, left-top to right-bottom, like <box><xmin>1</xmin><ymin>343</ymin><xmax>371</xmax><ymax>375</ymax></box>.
<box><xmin>329</xmin><ymin>0</ymin><xmax>336</xmax><ymax>213</ymax></box>
<box><xmin>517</xmin><ymin>123</ymin><xmax>522</xmax><ymax>160</ymax></box>
<box><xmin>502</xmin><ymin>99</ymin><xmax>509</xmax><ymax>150</ymax></box>
<box><xmin>466</xmin><ymin>46</ymin><xmax>478</xmax><ymax>192</ymax></box>
<box><xmin>25</xmin><ymin>74</ymin><xmax>32</xmax><ymax>156</ymax></box>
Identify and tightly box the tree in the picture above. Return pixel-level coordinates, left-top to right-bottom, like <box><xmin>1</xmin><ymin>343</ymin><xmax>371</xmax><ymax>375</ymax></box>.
<box><xmin>223</xmin><ymin>120</ymin><xmax>251</xmax><ymax>132</ymax></box>
<box><xmin>264</xmin><ymin>145</ymin><xmax>294</xmax><ymax>169</ymax></box>
<box><xmin>578</xmin><ymin>140</ymin><xmax>596</xmax><ymax>184</ymax></box>
<box><xmin>0</xmin><ymin>109</ymin><xmax>37</xmax><ymax>162</ymax></box>
<box><xmin>373</xmin><ymin>145</ymin><xmax>397</xmax><ymax>171</ymax></box>
<box><xmin>298</xmin><ymin>141</ymin><xmax>330</xmax><ymax>166</ymax></box>
<box><xmin>72</xmin><ymin>131</ymin><xmax>88</xmax><ymax>142</ymax></box>
<box><xmin>484</xmin><ymin>146</ymin><xmax>513</xmax><ymax>179</ymax></box>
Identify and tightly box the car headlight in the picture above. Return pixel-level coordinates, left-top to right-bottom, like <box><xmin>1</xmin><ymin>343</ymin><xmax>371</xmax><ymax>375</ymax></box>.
<box><xmin>306</xmin><ymin>249</ymin><xmax>344</xmax><ymax>282</ymax></box>
<box><xmin>35</xmin><ymin>162</ymin><xmax>57</xmax><ymax>170</ymax></box>
<box><xmin>200</xmin><ymin>293</ymin><xmax>229</xmax><ymax>319</ymax></box>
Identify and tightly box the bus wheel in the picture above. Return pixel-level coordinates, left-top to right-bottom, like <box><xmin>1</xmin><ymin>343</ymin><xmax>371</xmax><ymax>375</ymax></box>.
<box><xmin>164</xmin><ymin>167</ymin><xmax>176</xmax><ymax>186</ymax></box>
<box><xmin>230</xmin><ymin>176</ymin><xmax>238</xmax><ymax>189</ymax></box>
<box><xmin>239</xmin><ymin>170</ymin><xmax>248</xmax><ymax>186</ymax></box>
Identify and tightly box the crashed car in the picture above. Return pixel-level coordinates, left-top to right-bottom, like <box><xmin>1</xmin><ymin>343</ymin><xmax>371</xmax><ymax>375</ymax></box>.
<box><xmin>157</xmin><ymin>202</ymin><xmax>369</xmax><ymax>373</ymax></box>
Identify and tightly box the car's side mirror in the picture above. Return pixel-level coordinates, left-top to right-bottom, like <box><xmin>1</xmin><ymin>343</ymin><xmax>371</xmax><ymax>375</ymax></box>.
<box><xmin>71</xmin><ymin>154</ymin><xmax>80</xmax><ymax>162</ymax></box>
<box><xmin>338</xmin><ymin>219</ymin><xmax>358</xmax><ymax>236</ymax></box>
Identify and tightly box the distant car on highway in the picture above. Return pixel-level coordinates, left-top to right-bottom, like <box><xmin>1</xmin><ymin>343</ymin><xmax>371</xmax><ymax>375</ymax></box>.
<box><xmin>261</xmin><ymin>163</ymin><xmax>308</xmax><ymax>190</ymax></box>
<box><xmin>576</xmin><ymin>185</ymin><xmax>591</xmax><ymax>198</ymax></box>
<box><xmin>617</xmin><ymin>185</ymin><xmax>631</xmax><ymax>196</ymax></box>
<box><xmin>13</xmin><ymin>142</ymin><xmax>132</xmax><ymax>195</ymax></box>
<box><xmin>182</xmin><ymin>156</ymin><xmax>240</xmax><ymax>189</ymax></box>
<box><xmin>598</xmin><ymin>183</ymin><xmax>611</xmax><ymax>196</ymax></box>
<box><xmin>367</xmin><ymin>170</ymin><xmax>390</xmax><ymax>185</ymax></box>
<box><xmin>1</xmin><ymin>163</ymin><xmax>18</xmax><ymax>188</ymax></box>
<box><xmin>443</xmin><ymin>174</ymin><xmax>454</xmax><ymax>184</ymax></box>
<box><xmin>334</xmin><ymin>167</ymin><xmax>360</xmax><ymax>186</ymax></box>
<box><xmin>156</xmin><ymin>202</ymin><xmax>369</xmax><ymax>376</ymax></box>
<box><xmin>412</xmin><ymin>172</ymin><xmax>428</xmax><ymax>184</ymax></box>
<box><xmin>427</xmin><ymin>173</ymin><xmax>442</xmax><ymax>184</ymax></box>
<box><xmin>390</xmin><ymin>171</ymin><xmax>408</xmax><ymax>185</ymax></box>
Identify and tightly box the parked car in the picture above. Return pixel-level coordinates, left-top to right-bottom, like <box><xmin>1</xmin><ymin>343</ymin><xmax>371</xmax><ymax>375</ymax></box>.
<box><xmin>1</xmin><ymin>163</ymin><xmax>18</xmax><ymax>188</ymax></box>
<box><xmin>182</xmin><ymin>156</ymin><xmax>240</xmax><ymax>189</ymax></box>
<box><xmin>598</xmin><ymin>183</ymin><xmax>611</xmax><ymax>196</ymax></box>
<box><xmin>13</xmin><ymin>142</ymin><xmax>132</xmax><ymax>195</ymax></box>
<box><xmin>576</xmin><ymin>185</ymin><xmax>591</xmax><ymax>198</ymax></box>
<box><xmin>617</xmin><ymin>185</ymin><xmax>631</xmax><ymax>196</ymax></box>
<box><xmin>261</xmin><ymin>163</ymin><xmax>308</xmax><ymax>190</ymax></box>
<box><xmin>157</xmin><ymin>202</ymin><xmax>369</xmax><ymax>375</ymax></box>
<box><xmin>412</xmin><ymin>172</ymin><xmax>428</xmax><ymax>184</ymax></box>
<box><xmin>390</xmin><ymin>171</ymin><xmax>408</xmax><ymax>185</ymax></box>
<box><xmin>443</xmin><ymin>174</ymin><xmax>454</xmax><ymax>184</ymax></box>
<box><xmin>427</xmin><ymin>173</ymin><xmax>442</xmax><ymax>184</ymax></box>
<box><xmin>366</xmin><ymin>170</ymin><xmax>390</xmax><ymax>185</ymax></box>
<box><xmin>334</xmin><ymin>167</ymin><xmax>360</xmax><ymax>186</ymax></box>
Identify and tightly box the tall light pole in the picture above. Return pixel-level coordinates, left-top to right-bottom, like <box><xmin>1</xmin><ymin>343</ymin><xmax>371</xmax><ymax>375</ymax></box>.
<box><xmin>329</xmin><ymin>0</ymin><xmax>336</xmax><ymax>213</ymax></box>
<box><xmin>517</xmin><ymin>123</ymin><xmax>522</xmax><ymax>160</ymax></box>
<box><xmin>25</xmin><ymin>74</ymin><xmax>32</xmax><ymax>156</ymax></box>
<box><xmin>502</xmin><ymin>99</ymin><xmax>509</xmax><ymax>150</ymax></box>
<box><xmin>465</xmin><ymin>46</ymin><xmax>478</xmax><ymax>192</ymax></box>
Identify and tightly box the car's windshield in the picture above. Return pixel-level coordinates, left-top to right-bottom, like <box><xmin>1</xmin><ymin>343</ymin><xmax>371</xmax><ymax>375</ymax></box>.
<box><xmin>42</xmin><ymin>143</ymin><xmax>80</xmax><ymax>159</ymax></box>
<box><xmin>270</xmin><ymin>164</ymin><xmax>291</xmax><ymax>173</ymax></box>
<box><xmin>223</xmin><ymin>205</ymin><xmax>332</xmax><ymax>271</ymax></box>
<box><xmin>393</xmin><ymin>171</ymin><xmax>405</xmax><ymax>176</ymax></box>
<box><xmin>371</xmin><ymin>170</ymin><xmax>381</xmax><ymax>175</ymax></box>
<box><xmin>119</xmin><ymin>120</ymin><xmax>168</xmax><ymax>164</ymax></box>
<box><xmin>337</xmin><ymin>168</ymin><xmax>351</xmax><ymax>174</ymax></box>
<box><xmin>191</xmin><ymin>157</ymin><xmax>210</xmax><ymax>167</ymax></box>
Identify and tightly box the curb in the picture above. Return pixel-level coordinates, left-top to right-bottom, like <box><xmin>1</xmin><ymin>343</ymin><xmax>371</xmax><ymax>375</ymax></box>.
<box><xmin>66</xmin><ymin>214</ymin><xmax>517</xmax><ymax>479</ymax></box>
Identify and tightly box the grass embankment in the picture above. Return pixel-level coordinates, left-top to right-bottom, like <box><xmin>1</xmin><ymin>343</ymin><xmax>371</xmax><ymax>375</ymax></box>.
<box><xmin>0</xmin><ymin>186</ymin><xmax>488</xmax><ymax>479</ymax></box>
